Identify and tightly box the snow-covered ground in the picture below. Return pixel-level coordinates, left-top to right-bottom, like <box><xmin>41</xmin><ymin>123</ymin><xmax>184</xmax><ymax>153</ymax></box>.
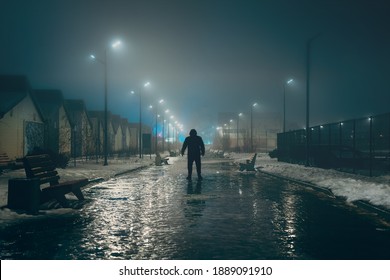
<box><xmin>228</xmin><ymin>152</ymin><xmax>390</xmax><ymax>210</ymax></box>
<box><xmin>0</xmin><ymin>157</ymin><xmax>155</xmax><ymax>209</ymax></box>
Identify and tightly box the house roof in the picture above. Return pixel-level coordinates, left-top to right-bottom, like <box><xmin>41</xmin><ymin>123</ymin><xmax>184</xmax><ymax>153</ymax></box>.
<box><xmin>0</xmin><ymin>75</ymin><xmax>39</xmax><ymax>119</ymax></box>
<box><xmin>89</xmin><ymin>111</ymin><xmax>121</xmax><ymax>134</ymax></box>
<box><xmin>63</xmin><ymin>99</ymin><xmax>92</xmax><ymax>127</ymax></box>
<box><xmin>111</xmin><ymin>114</ymin><xmax>122</xmax><ymax>133</ymax></box>
<box><xmin>32</xmin><ymin>90</ymin><xmax>65</xmax><ymax>120</ymax></box>
<box><xmin>88</xmin><ymin>110</ymin><xmax>105</xmax><ymax>121</ymax></box>
<box><xmin>121</xmin><ymin>118</ymin><xmax>130</xmax><ymax>132</ymax></box>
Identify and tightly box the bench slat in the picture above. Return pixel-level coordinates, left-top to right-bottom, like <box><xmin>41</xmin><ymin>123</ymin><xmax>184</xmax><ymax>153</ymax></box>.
<box><xmin>28</xmin><ymin>161</ymin><xmax>56</xmax><ymax>170</ymax></box>
<box><xmin>40</xmin><ymin>176</ymin><xmax>61</xmax><ymax>185</ymax></box>
<box><xmin>23</xmin><ymin>154</ymin><xmax>88</xmax><ymax>207</ymax></box>
<box><xmin>29</xmin><ymin>168</ymin><xmax>58</xmax><ymax>177</ymax></box>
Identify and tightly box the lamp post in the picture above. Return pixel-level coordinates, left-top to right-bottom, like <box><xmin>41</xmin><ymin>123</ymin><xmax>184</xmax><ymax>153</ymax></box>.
<box><xmin>167</xmin><ymin>122</ymin><xmax>171</xmax><ymax>152</ymax></box>
<box><xmin>163</xmin><ymin>109</ymin><xmax>169</xmax><ymax>152</ymax></box>
<box><xmin>283</xmin><ymin>79</ymin><xmax>293</xmax><ymax>133</ymax></box>
<box><xmin>174</xmin><ymin>121</ymin><xmax>178</xmax><ymax>150</ymax></box>
<box><xmin>156</xmin><ymin>99</ymin><xmax>164</xmax><ymax>153</ymax></box>
<box><xmin>250</xmin><ymin>102</ymin><xmax>258</xmax><ymax>153</ymax></box>
<box><xmin>237</xmin><ymin>113</ymin><xmax>242</xmax><ymax>152</ymax></box>
<box><xmin>169</xmin><ymin>115</ymin><xmax>174</xmax><ymax>151</ymax></box>
<box><xmin>131</xmin><ymin>81</ymin><xmax>150</xmax><ymax>158</ymax></box>
<box><xmin>90</xmin><ymin>40</ymin><xmax>121</xmax><ymax>166</ymax></box>
<box><xmin>229</xmin><ymin>119</ymin><xmax>234</xmax><ymax>152</ymax></box>
<box><xmin>149</xmin><ymin>99</ymin><xmax>163</xmax><ymax>154</ymax></box>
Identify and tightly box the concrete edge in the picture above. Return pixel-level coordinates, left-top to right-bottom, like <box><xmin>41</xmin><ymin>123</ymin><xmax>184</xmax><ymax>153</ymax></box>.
<box><xmin>256</xmin><ymin>168</ymin><xmax>390</xmax><ymax>222</ymax></box>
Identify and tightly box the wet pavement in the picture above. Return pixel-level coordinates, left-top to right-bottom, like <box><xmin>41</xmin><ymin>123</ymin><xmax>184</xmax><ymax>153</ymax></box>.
<box><xmin>1</xmin><ymin>156</ymin><xmax>390</xmax><ymax>260</ymax></box>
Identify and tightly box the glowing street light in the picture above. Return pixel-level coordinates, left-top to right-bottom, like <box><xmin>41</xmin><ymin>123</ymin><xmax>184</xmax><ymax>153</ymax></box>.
<box><xmin>150</xmin><ymin>99</ymin><xmax>164</xmax><ymax>153</ymax></box>
<box><xmin>163</xmin><ymin>109</ymin><xmax>169</xmax><ymax>152</ymax></box>
<box><xmin>283</xmin><ymin>78</ymin><xmax>294</xmax><ymax>133</ymax></box>
<box><xmin>131</xmin><ymin>81</ymin><xmax>150</xmax><ymax>158</ymax></box>
<box><xmin>251</xmin><ymin>102</ymin><xmax>258</xmax><ymax>152</ymax></box>
<box><xmin>237</xmin><ymin>112</ymin><xmax>243</xmax><ymax>152</ymax></box>
<box><xmin>90</xmin><ymin>39</ymin><xmax>121</xmax><ymax>166</ymax></box>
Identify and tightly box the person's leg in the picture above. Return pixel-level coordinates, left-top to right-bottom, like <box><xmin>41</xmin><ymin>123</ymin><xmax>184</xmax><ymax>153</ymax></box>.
<box><xmin>187</xmin><ymin>157</ymin><xmax>194</xmax><ymax>179</ymax></box>
<box><xmin>195</xmin><ymin>155</ymin><xmax>202</xmax><ymax>179</ymax></box>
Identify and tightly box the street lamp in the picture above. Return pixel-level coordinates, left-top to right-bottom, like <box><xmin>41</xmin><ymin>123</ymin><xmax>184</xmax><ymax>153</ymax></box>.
<box><xmin>90</xmin><ymin>40</ymin><xmax>121</xmax><ymax>166</ymax></box>
<box><xmin>156</xmin><ymin>99</ymin><xmax>164</xmax><ymax>153</ymax></box>
<box><xmin>167</xmin><ymin>122</ymin><xmax>171</xmax><ymax>152</ymax></box>
<box><xmin>174</xmin><ymin>120</ymin><xmax>178</xmax><ymax>149</ymax></box>
<box><xmin>150</xmin><ymin>99</ymin><xmax>164</xmax><ymax>153</ymax></box>
<box><xmin>250</xmin><ymin>102</ymin><xmax>258</xmax><ymax>153</ymax></box>
<box><xmin>283</xmin><ymin>78</ymin><xmax>294</xmax><ymax>133</ymax></box>
<box><xmin>237</xmin><ymin>113</ymin><xmax>243</xmax><ymax>152</ymax></box>
<box><xmin>163</xmin><ymin>109</ymin><xmax>169</xmax><ymax>152</ymax></box>
<box><xmin>169</xmin><ymin>115</ymin><xmax>174</xmax><ymax>151</ymax></box>
<box><xmin>131</xmin><ymin>81</ymin><xmax>150</xmax><ymax>158</ymax></box>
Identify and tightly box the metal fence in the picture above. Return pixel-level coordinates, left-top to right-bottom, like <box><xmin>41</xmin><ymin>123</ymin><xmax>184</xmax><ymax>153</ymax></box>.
<box><xmin>276</xmin><ymin>113</ymin><xmax>390</xmax><ymax>176</ymax></box>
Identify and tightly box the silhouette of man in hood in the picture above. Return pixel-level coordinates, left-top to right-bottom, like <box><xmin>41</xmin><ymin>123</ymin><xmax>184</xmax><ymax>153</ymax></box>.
<box><xmin>181</xmin><ymin>129</ymin><xmax>205</xmax><ymax>180</ymax></box>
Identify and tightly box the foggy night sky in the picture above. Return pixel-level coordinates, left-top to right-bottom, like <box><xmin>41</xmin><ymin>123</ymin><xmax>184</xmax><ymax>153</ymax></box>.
<box><xmin>1</xmin><ymin>0</ymin><xmax>389</xmax><ymax>134</ymax></box>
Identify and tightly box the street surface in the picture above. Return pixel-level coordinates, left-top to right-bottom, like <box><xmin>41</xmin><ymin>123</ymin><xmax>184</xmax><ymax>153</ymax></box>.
<box><xmin>1</xmin><ymin>156</ymin><xmax>390</xmax><ymax>259</ymax></box>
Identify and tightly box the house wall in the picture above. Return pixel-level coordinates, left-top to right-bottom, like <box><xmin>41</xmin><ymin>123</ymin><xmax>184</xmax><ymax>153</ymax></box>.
<box><xmin>124</xmin><ymin>127</ymin><xmax>131</xmax><ymax>151</ymax></box>
<box><xmin>89</xmin><ymin>117</ymin><xmax>102</xmax><ymax>156</ymax></box>
<box><xmin>114</xmin><ymin>126</ymin><xmax>123</xmax><ymax>153</ymax></box>
<box><xmin>0</xmin><ymin>95</ymin><xmax>43</xmax><ymax>160</ymax></box>
<box><xmin>81</xmin><ymin>112</ymin><xmax>93</xmax><ymax>157</ymax></box>
<box><xmin>129</xmin><ymin>127</ymin><xmax>138</xmax><ymax>153</ymax></box>
<box><xmin>107</xmin><ymin>122</ymin><xmax>115</xmax><ymax>155</ymax></box>
<box><xmin>58</xmin><ymin>105</ymin><xmax>71</xmax><ymax>155</ymax></box>
<box><xmin>71</xmin><ymin>110</ymin><xmax>93</xmax><ymax>157</ymax></box>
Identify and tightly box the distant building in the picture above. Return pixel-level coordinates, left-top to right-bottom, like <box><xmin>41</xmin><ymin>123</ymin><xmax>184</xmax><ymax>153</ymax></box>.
<box><xmin>128</xmin><ymin>122</ymin><xmax>139</xmax><ymax>155</ymax></box>
<box><xmin>216</xmin><ymin>111</ymin><xmax>280</xmax><ymax>152</ymax></box>
<box><xmin>0</xmin><ymin>75</ymin><xmax>44</xmax><ymax>160</ymax></box>
<box><xmin>121</xmin><ymin>118</ymin><xmax>131</xmax><ymax>154</ymax></box>
<box><xmin>88</xmin><ymin>110</ymin><xmax>104</xmax><ymax>158</ymax></box>
<box><xmin>64</xmin><ymin>99</ymin><xmax>93</xmax><ymax>158</ymax></box>
<box><xmin>111</xmin><ymin>114</ymin><xmax>124</xmax><ymax>154</ymax></box>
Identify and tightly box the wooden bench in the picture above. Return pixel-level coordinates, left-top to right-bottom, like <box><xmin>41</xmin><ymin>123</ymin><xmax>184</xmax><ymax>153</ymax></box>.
<box><xmin>239</xmin><ymin>153</ymin><xmax>257</xmax><ymax>171</ymax></box>
<box><xmin>161</xmin><ymin>157</ymin><xmax>169</xmax><ymax>165</ymax></box>
<box><xmin>23</xmin><ymin>154</ymin><xmax>89</xmax><ymax>207</ymax></box>
<box><xmin>155</xmin><ymin>153</ymin><xmax>169</xmax><ymax>166</ymax></box>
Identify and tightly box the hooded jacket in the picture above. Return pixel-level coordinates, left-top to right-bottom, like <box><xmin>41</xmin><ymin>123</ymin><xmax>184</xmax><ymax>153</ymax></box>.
<box><xmin>181</xmin><ymin>129</ymin><xmax>205</xmax><ymax>157</ymax></box>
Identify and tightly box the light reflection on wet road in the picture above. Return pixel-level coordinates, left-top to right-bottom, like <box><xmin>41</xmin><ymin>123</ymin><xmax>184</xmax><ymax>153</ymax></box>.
<box><xmin>1</xmin><ymin>156</ymin><xmax>390</xmax><ymax>259</ymax></box>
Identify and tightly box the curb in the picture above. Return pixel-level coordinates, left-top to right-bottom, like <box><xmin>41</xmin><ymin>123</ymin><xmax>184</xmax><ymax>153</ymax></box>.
<box><xmin>114</xmin><ymin>163</ymin><xmax>154</xmax><ymax>177</ymax></box>
<box><xmin>257</xmin><ymin>168</ymin><xmax>390</xmax><ymax>222</ymax></box>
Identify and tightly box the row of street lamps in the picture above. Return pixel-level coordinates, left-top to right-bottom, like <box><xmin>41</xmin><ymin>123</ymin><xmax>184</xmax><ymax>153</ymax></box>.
<box><xmin>130</xmin><ymin>81</ymin><xmax>150</xmax><ymax>158</ymax></box>
<box><xmin>130</xmin><ymin>85</ymin><xmax>185</xmax><ymax>159</ymax></box>
<box><xmin>218</xmin><ymin>34</ymin><xmax>322</xmax><ymax>157</ymax></box>
<box><xmin>221</xmin><ymin>77</ymin><xmax>293</xmax><ymax>153</ymax></box>
<box><xmin>90</xmin><ymin>40</ymin><xmax>184</xmax><ymax>164</ymax></box>
<box><xmin>91</xmin><ymin>35</ymin><xmax>317</xmax><ymax>163</ymax></box>
<box><xmin>90</xmin><ymin>40</ymin><xmax>122</xmax><ymax>166</ymax></box>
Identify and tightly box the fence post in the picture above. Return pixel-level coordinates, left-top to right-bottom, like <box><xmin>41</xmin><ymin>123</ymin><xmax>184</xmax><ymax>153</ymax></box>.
<box><xmin>353</xmin><ymin>119</ymin><xmax>356</xmax><ymax>173</ymax></box>
<box><xmin>388</xmin><ymin>113</ymin><xmax>390</xmax><ymax>170</ymax></box>
<box><xmin>369</xmin><ymin>116</ymin><xmax>373</xmax><ymax>177</ymax></box>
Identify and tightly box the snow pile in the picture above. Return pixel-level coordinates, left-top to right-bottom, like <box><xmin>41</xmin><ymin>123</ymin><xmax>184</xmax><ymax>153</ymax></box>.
<box><xmin>229</xmin><ymin>152</ymin><xmax>390</xmax><ymax>210</ymax></box>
